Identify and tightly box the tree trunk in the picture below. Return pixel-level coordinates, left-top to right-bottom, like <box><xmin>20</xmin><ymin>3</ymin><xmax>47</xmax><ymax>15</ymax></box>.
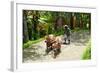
<box><xmin>89</xmin><ymin>14</ymin><xmax>91</xmax><ymax>30</ymax></box>
<box><xmin>32</xmin><ymin>11</ymin><xmax>39</xmax><ymax>40</ymax></box>
<box><xmin>70</xmin><ymin>13</ymin><xmax>74</xmax><ymax>29</ymax></box>
<box><xmin>23</xmin><ymin>10</ymin><xmax>29</xmax><ymax>43</ymax></box>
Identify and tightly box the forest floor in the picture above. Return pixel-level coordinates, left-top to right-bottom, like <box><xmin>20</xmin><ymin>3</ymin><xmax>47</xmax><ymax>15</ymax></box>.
<box><xmin>23</xmin><ymin>30</ymin><xmax>90</xmax><ymax>63</ymax></box>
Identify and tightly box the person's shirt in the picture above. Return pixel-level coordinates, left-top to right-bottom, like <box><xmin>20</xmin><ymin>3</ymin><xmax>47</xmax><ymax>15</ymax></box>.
<box><xmin>64</xmin><ymin>26</ymin><xmax>71</xmax><ymax>36</ymax></box>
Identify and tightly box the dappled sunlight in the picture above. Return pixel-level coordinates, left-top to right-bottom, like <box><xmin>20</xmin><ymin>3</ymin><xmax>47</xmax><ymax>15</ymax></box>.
<box><xmin>23</xmin><ymin>31</ymin><xmax>90</xmax><ymax>62</ymax></box>
<box><xmin>23</xmin><ymin>10</ymin><xmax>91</xmax><ymax>63</ymax></box>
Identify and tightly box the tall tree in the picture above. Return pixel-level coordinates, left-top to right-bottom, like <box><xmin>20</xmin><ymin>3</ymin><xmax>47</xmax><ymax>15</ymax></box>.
<box><xmin>88</xmin><ymin>14</ymin><xmax>91</xmax><ymax>30</ymax></box>
<box><xmin>23</xmin><ymin>10</ymin><xmax>29</xmax><ymax>43</ymax></box>
<box><xmin>26</xmin><ymin>10</ymin><xmax>33</xmax><ymax>40</ymax></box>
<box><xmin>70</xmin><ymin>13</ymin><xmax>76</xmax><ymax>29</ymax></box>
<box><xmin>32</xmin><ymin>11</ymin><xmax>40</xmax><ymax>40</ymax></box>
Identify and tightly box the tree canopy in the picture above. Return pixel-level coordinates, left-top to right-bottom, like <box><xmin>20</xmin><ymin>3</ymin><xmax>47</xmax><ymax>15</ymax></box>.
<box><xmin>23</xmin><ymin>10</ymin><xmax>91</xmax><ymax>43</ymax></box>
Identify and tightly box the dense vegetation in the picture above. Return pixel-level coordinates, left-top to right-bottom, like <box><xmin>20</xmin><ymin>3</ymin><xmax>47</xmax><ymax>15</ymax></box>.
<box><xmin>23</xmin><ymin>10</ymin><xmax>91</xmax><ymax>48</ymax></box>
<box><xmin>82</xmin><ymin>41</ymin><xmax>91</xmax><ymax>59</ymax></box>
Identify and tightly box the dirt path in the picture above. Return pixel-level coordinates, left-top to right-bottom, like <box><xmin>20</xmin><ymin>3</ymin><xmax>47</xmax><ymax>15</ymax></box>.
<box><xmin>23</xmin><ymin>31</ymin><xmax>90</xmax><ymax>63</ymax></box>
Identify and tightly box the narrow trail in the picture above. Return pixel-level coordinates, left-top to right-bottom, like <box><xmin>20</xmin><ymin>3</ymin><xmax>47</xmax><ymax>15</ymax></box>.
<box><xmin>23</xmin><ymin>31</ymin><xmax>90</xmax><ymax>63</ymax></box>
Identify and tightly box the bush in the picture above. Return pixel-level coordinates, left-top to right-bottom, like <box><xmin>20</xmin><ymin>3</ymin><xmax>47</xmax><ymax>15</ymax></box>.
<box><xmin>82</xmin><ymin>41</ymin><xmax>91</xmax><ymax>60</ymax></box>
<box><xmin>23</xmin><ymin>38</ymin><xmax>44</xmax><ymax>49</ymax></box>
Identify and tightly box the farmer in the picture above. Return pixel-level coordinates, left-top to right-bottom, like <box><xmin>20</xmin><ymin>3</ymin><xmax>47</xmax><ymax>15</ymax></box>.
<box><xmin>63</xmin><ymin>25</ymin><xmax>71</xmax><ymax>44</ymax></box>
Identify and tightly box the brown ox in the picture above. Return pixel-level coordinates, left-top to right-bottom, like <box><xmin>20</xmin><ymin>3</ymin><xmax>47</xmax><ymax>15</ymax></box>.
<box><xmin>45</xmin><ymin>34</ymin><xmax>61</xmax><ymax>58</ymax></box>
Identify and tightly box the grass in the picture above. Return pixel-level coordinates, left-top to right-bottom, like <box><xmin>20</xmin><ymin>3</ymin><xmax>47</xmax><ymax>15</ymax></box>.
<box><xmin>23</xmin><ymin>38</ymin><xmax>44</xmax><ymax>49</ymax></box>
<box><xmin>82</xmin><ymin>40</ymin><xmax>91</xmax><ymax>60</ymax></box>
<box><xmin>72</xmin><ymin>28</ymin><xmax>89</xmax><ymax>32</ymax></box>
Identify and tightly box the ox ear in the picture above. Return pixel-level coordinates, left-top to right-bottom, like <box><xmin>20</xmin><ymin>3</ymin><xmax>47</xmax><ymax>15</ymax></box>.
<box><xmin>45</xmin><ymin>36</ymin><xmax>47</xmax><ymax>39</ymax></box>
<box><xmin>44</xmin><ymin>40</ymin><xmax>47</xmax><ymax>43</ymax></box>
<box><xmin>45</xmin><ymin>35</ymin><xmax>49</xmax><ymax>39</ymax></box>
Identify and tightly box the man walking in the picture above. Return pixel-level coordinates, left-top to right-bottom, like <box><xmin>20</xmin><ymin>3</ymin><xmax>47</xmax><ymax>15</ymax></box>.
<box><xmin>63</xmin><ymin>25</ymin><xmax>71</xmax><ymax>44</ymax></box>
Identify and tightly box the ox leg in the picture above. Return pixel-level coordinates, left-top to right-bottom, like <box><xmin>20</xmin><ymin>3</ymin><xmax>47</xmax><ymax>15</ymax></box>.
<box><xmin>57</xmin><ymin>48</ymin><xmax>61</xmax><ymax>54</ymax></box>
<box><xmin>53</xmin><ymin>49</ymin><xmax>57</xmax><ymax>59</ymax></box>
<box><xmin>53</xmin><ymin>48</ymin><xmax>60</xmax><ymax>59</ymax></box>
<box><xmin>45</xmin><ymin>47</ymin><xmax>52</xmax><ymax>55</ymax></box>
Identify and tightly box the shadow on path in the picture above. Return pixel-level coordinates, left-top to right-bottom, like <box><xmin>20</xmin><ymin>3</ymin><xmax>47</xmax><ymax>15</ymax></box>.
<box><xmin>23</xmin><ymin>30</ymin><xmax>90</xmax><ymax>62</ymax></box>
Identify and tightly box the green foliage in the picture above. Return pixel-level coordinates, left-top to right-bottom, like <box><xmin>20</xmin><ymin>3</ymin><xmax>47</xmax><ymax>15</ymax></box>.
<box><xmin>54</xmin><ymin>28</ymin><xmax>64</xmax><ymax>36</ymax></box>
<box><xmin>72</xmin><ymin>28</ymin><xmax>89</xmax><ymax>32</ymax></box>
<box><xmin>23</xmin><ymin>10</ymin><xmax>91</xmax><ymax>48</ymax></box>
<box><xmin>23</xmin><ymin>38</ymin><xmax>44</xmax><ymax>49</ymax></box>
<box><xmin>82</xmin><ymin>41</ymin><xmax>91</xmax><ymax>60</ymax></box>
